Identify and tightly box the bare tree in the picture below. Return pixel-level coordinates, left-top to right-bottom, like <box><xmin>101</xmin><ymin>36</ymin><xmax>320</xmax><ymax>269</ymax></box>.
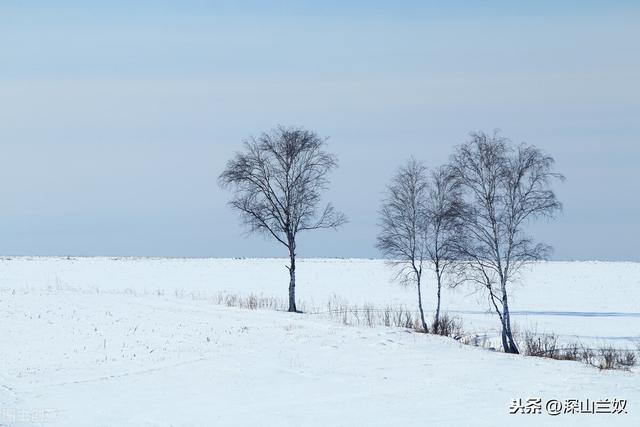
<box><xmin>377</xmin><ymin>160</ymin><xmax>464</xmax><ymax>334</ymax></box>
<box><xmin>219</xmin><ymin>126</ymin><xmax>346</xmax><ymax>312</ymax></box>
<box><xmin>377</xmin><ymin>159</ymin><xmax>431</xmax><ymax>332</ymax></box>
<box><xmin>450</xmin><ymin>131</ymin><xmax>564</xmax><ymax>353</ymax></box>
<box><xmin>425</xmin><ymin>166</ymin><xmax>464</xmax><ymax>334</ymax></box>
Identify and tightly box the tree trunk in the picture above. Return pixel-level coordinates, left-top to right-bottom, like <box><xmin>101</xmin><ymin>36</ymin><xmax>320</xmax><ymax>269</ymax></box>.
<box><xmin>416</xmin><ymin>276</ymin><xmax>428</xmax><ymax>333</ymax></box>
<box><xmin>288</xmin><ymin>251</ymin><xmax>297</xmax><ymax>313</ymax></box>
<box><xmin>285</xmin><ymin>231</ymin><xmax>301</xmax><ymax>313</ymax></box>
<box><xmin>501</xmin><ymin>281</ymin><xmax>519</xmax><ymax>354</ymax></box>
<box><xmin>434</xmin><ymin>268</ymin><xmax>442</xmax><ymax>334</ymax></box>
<box><xmin>500</xmin><ymin>321</ymin><xmax>510</xmax><ymax>353</ymax></box>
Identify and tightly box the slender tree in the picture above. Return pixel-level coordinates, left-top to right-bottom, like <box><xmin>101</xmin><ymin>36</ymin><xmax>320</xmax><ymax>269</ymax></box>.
<box><xmin>424</xmin><ymin>166</ymin><xmax>464</xmax><ymax>334</ymax></box>
<box><xmin>377</xmin><ymin>159</ymin><xmax>431</xmax><ymax>332</ymax></box>
<box><xmin>219</xmin><ymin>126</ymin><xmax>346</xmax><ymax>312</ymax></box>
<box><xmin>377</xmin><ymin>160</ymin><xmax>464</xmax><ymax>334</ymax></box>
<box><xmin>450</xmin><ymin>131</ymin><xmax>564</xmax><ymax>353</ymax></box>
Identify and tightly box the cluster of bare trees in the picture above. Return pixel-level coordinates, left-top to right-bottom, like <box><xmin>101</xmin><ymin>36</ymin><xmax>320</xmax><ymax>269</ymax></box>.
<box><xmin>376</xmin><ymin>161</ymin><xmax>463</xmax><ymax>335</ymax></box>
<box><xmin>219</xmin><ymin>126</ymin><xmax>563</xmax><ymax>354</ymax></box>
<box><xmin>378</xmin><ymin>131</ymin><xmax>564</xmax><ymax>353</ymax></box>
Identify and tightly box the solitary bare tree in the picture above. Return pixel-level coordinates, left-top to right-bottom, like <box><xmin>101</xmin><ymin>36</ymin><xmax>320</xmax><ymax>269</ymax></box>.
<box><xmin>219</xmin><ymin>126</ymin><xmax>346</xmax><ymax>312</ymax></box>
<box><xmin>377</xmin><ymin>159</ymin><xmax>431</xmax><ymax>332</ymax></box>
<box><xmin>450</xmin><ymin>131</ymin><xmax>564</xmax><ymax>353</ymax></box>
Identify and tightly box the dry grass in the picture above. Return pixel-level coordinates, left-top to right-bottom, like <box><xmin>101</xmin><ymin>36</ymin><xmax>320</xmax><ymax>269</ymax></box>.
<box><xmin>520</xmin><ymin>330</ymin><xmax>637</xmax><ymax>370</ymax></box>
<box><xmin>318</xmin><ymin>298</ymin><xmax>419</xmax><ymax>329</ymax></box>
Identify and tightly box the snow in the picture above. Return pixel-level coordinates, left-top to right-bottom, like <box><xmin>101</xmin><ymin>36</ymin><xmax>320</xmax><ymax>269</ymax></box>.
<box><xmin>0</xmin><ymin>257</ymin><xmax>638</xmax><ymax>426</ymax></box>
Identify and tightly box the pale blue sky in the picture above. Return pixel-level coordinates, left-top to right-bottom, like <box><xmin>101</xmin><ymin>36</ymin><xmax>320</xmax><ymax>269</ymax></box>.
<box><xmin>1</xmin><ymin>1</ymin><xmax>639</xmax><ymax>260</ymax></box>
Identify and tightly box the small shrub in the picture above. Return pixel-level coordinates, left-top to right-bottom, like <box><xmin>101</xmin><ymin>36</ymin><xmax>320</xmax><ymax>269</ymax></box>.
<box><xmin>598</xmin><ymin>347</ymin><xmax>637</xmax><ymax>370</ymax></box>
<box><xmin>558</xmin><ymin>343</ymin><xmax>580</xmax><ymax>361</ymax></box>
<box><xmin>363</xmin><ymin>304</ymin><xmax>375</xmax><ymax>327</ymax></box>
<box><xmin>598</xmin><ymin>347</ymin><xmax>618</xmax><ymax>370</ymax></box>
<box><xmin>580</xmin><ymin>347</ymin><xmax>595</xmax><ymax>366</ymax></box>
<box><xmin>246</xmin><ymin>294</ymin><xmax>258</xmax><ymax>310</ymax></box>
<box><xmin>382</xmin><ymin>307</ymin><xmax>391</xmax><ymax>327</ymax></box>
<box><xmin>522</xmin><ymin>331</ymin><xmax>559</xmax><ymax>357</ymax></box>
<box><xmin>617</xmin><ymin>351</ymin><xmax>636</xmax><ymax>368</ymax></box>
<box><xmin>433</xmin><ymin>313</ymin><xmax>463</xmax><ymax>339</ymax></box>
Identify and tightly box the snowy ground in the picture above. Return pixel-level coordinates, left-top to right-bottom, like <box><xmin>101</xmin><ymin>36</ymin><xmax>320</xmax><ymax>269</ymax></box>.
<box><xmin>0</xmin><ymin>257</ymin><xmax>638</xmax><ymax>426</ymax></box>
<box><xmin>3</xmin><ymin>257</ymin><xmax>639</xmax><ymax>347</ymax></box>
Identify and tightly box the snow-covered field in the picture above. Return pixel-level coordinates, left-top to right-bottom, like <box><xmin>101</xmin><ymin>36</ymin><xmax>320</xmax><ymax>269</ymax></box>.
<box><xmin>1</xmin><ymin>257</ymin><xmax>638</xmax><ymax>426</ymax></box>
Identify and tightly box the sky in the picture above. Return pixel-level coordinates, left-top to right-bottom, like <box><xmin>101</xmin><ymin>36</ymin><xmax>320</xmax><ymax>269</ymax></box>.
<box><xmin>0</xmin><ymin>1</ymin><xmax>639</xmax><ymax>260</ymax></box>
